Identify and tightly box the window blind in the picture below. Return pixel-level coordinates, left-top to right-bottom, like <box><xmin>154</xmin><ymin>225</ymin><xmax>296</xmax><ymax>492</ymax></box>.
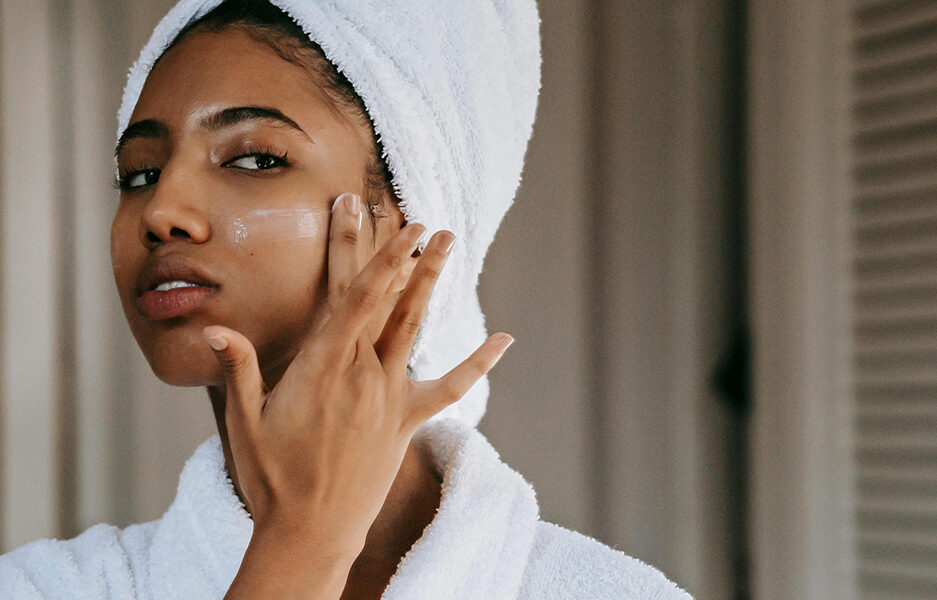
<box><xmin>853</xmin><ymin>1</ymin><xmax>937</xmax><ymax>598</ymax></box>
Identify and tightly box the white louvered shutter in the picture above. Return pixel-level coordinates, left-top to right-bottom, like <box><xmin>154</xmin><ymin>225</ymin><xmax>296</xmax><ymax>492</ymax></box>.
<box><xmin>852</xmin><ymin>1</ymin><xmax>937</xmax><ymax>598</ymax></box>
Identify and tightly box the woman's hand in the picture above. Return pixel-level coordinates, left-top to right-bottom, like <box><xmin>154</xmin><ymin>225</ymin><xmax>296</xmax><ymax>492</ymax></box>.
<box><xmin>203</xmin><ymin>193</ymin><xmax>513</xmax><ymax>598</ymax></box>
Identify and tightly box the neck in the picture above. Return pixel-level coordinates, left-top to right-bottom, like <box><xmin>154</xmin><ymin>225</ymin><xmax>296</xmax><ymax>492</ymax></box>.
<box><xmin>207</xmin><ymin>386</ymin><xmax>442</xmax><ymax>571</ymax></box>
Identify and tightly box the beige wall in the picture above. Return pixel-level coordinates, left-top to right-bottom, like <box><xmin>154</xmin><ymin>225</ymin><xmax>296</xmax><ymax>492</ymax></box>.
<box><xmin>0</xmin><ymin>1</ymin><xmax>742</xmax><ymax>598</ymax></box>
<box><xmin>486</xmin><ymin>4</ymin><xmax>747</xmax><ymax>599</ymax></box>
<box><xmin>746</xmin><ymin>1</ymin><xmax>857</xmax><ymax>598</ymax></box>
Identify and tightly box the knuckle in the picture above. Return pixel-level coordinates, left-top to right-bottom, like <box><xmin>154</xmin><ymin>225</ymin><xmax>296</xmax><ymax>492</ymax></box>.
<box><xmin>340</xmin><ymin>228</ymin><xmax>360</xmax><ymax>245</ymax></box>
<box><xmin>221</xmin><ymin>350</ymin><xmax>252</xmax><ymax>374</ymax></box>
<box><xmin>383</xmin><ymin>251</ymin><xmax>405</xmax><ymax>270</ymax></box>
<box><xmin>352</xmin><ymin>287</ymin><xmax>382</xmax><ymax>311</ymax></box>
<box><xmin>399</xmin><ymin>315</ymin><xmax>423</xmax><ymax>337</ymax></box>
<box><xmin>331</xmin><ymin>281</ymin><xmax>351</xmax><ymax>299</ymax></box>
<box><xmin>420</xmin><ymin>263</ymin><xmax>443</xmax><ymax>282</ymax></box>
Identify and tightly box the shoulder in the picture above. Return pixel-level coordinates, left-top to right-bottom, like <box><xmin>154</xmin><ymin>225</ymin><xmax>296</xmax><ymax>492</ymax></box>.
<box><xmin>0</xmin><ymin>520</ymin><xmax>157</xmax><ymax>599</ymax></box>
<box><xmin>518</xmin><ymin>520</ymin><xmax>693</xmax><ymax>600</ymax></box>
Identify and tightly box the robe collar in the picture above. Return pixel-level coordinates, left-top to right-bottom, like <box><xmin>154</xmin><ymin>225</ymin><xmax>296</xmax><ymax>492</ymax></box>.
<box><xmin>156</xmin><ymin>417</ymin><xmax>540</xmax><ymax>599</ymax></box>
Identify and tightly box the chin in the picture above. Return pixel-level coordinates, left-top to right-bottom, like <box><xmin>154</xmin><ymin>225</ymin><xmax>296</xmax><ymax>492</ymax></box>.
<box><xmin>151</xmin><ymin>358</ymin><xmax>224</xmax><ymax>387</ymax></box>
<box><xmin>138</xmin><ymin>328</ymin><xmax>225</xmax><ymax>387</ymax></box>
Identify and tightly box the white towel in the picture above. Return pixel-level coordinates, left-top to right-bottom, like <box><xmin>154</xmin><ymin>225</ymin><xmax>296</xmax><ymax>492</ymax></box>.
<box><xmin>116</xmin><ymin>0</ymin><xmax>543</xmax><ymax>429</ymax></box>
<box><xmin>0</xmin><ymin>418</ymin><xmax>693</xmax><ymax>599</ymax></box>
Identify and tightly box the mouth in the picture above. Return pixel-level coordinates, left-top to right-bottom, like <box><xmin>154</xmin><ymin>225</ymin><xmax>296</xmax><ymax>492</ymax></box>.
<box><xmin>134</xmin><ymin>255</ymin><xmax>220</xmax><ymax>320</ymax></box>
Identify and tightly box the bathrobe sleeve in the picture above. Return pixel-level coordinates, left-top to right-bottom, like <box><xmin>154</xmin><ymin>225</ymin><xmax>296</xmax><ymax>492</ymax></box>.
<box><xmin>0</xmin><ymin>523</ymin><xmax>148</xmax><ymax>599</ymax></box>
<box><xmin>520</xmin><ymin>521</ymin><xmax>694</xmax><ymax>599</ymax></box>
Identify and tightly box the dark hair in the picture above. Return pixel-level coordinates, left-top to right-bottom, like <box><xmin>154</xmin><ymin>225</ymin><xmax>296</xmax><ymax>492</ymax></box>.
<box><xmin>162</xmin><ymin>0</ymin><xmax>397</xmax><ymax>230</ymax></box>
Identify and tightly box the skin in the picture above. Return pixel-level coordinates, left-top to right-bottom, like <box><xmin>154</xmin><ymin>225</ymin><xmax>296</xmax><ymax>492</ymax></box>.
<box><xmin>112</xmin><ymin>28</ymin><xmax>512</xmax><ymax>599</ymax></box>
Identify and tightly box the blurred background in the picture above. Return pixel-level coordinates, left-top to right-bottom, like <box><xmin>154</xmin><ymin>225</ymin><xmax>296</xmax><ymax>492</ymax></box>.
<box><xmin>1</xmin><ymin>0</ymin><xmax>935</xmax><ymax>598</ymax></box>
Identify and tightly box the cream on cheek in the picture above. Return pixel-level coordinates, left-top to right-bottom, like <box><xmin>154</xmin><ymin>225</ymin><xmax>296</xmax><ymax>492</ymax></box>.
<box><xmin>108</xmin><ymin>204</ymin><xmax>331</xmax><ymax>274</ymax></box>
<box><xmin>221</xmin><ymin>206</ymin><xmax>330</xmax><ymax>248</ymax></box>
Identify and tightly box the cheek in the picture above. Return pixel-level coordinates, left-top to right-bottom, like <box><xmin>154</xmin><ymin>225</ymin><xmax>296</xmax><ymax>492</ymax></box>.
<box><xmin>225</xmin><ymin>216</ymin><xmax>332</xmax><ymax>356</ymax></box>
<box><xmin>110</xmin><ymin>210</ymin><xmax>139</xmax><ymax>288</ymax></box>
<box><xmin>214</xmin><ymin>205</ymin><xmax>331</xmax><ymax>320</ymax></box>
<box><xmin>219</xmin><ymin>207</ymin><xmax>331</xmax><ymax>248</ymax></box>
<box><xmin>238</xmin><ymin>235</ymin><xmax>328</xmax><ymax>310</ymax></box>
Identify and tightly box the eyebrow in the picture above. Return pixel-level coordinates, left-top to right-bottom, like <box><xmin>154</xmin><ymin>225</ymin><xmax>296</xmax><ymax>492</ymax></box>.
<box><xmin>200</xmin><ymin>106</ymin><xmax>310</xmax><ymax>139</ymax></box>
<box><xmin>115</xmin><ymin>119</ymin><xmax>169</xmax><ymax>158</ymax></box>
<box><xmin>115</xmin><ymin>105</ymin><xmax>311</xmax><ymax>158</ymax></box>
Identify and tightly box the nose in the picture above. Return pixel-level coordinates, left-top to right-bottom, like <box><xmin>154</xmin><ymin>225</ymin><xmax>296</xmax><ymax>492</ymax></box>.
<box><xmin>139</xmin><ymin>166</ymin><xmax>212</xmax><ymax>250</ymax></box>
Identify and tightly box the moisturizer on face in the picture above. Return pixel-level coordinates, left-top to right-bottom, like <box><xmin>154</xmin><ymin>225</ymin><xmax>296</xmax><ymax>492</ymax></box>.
<box><xmin>222</xmin><ymin>207</ymin><xmax>330</xmax><ymax>247</ymax></box>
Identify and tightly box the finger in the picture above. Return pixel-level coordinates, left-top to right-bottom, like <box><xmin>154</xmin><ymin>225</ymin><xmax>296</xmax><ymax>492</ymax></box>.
<box><xmin>328</xmin><ymin>222</ymin><xmax>426</xmax><ymax>340</ymax></box>
<box><xmin>202</xmin><ymin>325</ymin><xmax>265</xmax><ymax>421</ymax></box>
<box><xmin>411</xmin><ymin>333</ymin><xmax>514</xmax><ymax>422</ymax></box>
<box><xmin>327</xmin><ymin>192</ymin><xmax>365</xmax><ymax>304</ymax></box>
<box><xmin>374</xmin><ymin>230</ymin><xmax>455</xmax><ymax>370</ymax></box>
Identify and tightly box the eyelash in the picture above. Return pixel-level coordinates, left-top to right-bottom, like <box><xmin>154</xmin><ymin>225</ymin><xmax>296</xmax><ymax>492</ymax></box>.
<box><xmin>226</xmin><ymin>146</ymin><xmax>292</xmax><ymax>171</ymax></box>
<box><xmin>113</xmin><ymin>162</ymin><xmax>159</xmax><ymax>191</ymax></box>
<box><xmin>114</xmin><ymin>147</ymin><xmax>292</xmax><ymax>191</ymax></box>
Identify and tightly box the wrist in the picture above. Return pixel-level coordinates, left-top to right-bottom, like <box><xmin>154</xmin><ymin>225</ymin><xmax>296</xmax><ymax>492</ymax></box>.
<box><xmin>250</xmin><ymin>518</ymin><xmax>366</xmax><ymax>563</ymax></box>
<box><xmin>225</xmin><ymin>527</ymin><xmax>362</xmax><ymax>600</ymax></box>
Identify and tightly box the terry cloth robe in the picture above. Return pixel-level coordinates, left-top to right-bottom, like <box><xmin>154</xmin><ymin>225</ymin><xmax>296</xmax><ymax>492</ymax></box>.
<box><xmin>0</xmin><ymin>418</ymin><xmax>693</xmax><ymax>599</ymax></box>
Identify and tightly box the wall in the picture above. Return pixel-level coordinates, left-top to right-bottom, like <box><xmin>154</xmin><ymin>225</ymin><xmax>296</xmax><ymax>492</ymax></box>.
<box><xmin>484</xmin><ymin>1</ymin><xmax>744</xmax><ymax>596</ymax></box>
<box><xmin>746</xmin><ymin>0</ymin><xmax>858</xmax><ymax>598</ymax></box>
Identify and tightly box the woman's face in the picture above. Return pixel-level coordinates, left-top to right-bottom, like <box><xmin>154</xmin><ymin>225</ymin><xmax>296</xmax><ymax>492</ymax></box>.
<box><xmin>112</xmin><ymin>28</ymin><xmax>401</xmax><ymax>387</ymax></box>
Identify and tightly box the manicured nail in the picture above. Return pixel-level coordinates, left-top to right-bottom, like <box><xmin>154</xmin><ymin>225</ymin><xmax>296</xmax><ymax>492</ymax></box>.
<box><xmin>409</xmin><ymin>224</ymin><xmax>427</xmax><ymax>253</ymax></box>
<box><xmin>490</xmin><ymin>334</ymin><xmax>514</xmax><ymax>367</ymax></box>
<box><xmin>344</xmin><ymin>193</ymin><xmax>361</xmax><ymax>216</ymax></box>
<box><xmin>334</xmin><ymin>193</ymin><xmax>362</xmax><ymax>230</ymax></box>
<box><xmin>204</xmin><ymin>333</ymin><xmax>228</xmax><ymax>352</ymax></box>
<box><xmin>443</xmin><ymin>233</ymin><xmax>456</xmax><ymax>255</ymax></box>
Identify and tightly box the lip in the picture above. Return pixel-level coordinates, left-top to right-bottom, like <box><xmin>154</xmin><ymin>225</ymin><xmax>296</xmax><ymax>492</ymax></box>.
<box><xmin>133</xmin><ymin>255</ymin><xmax>220</xmax><ymax>320</ymax></box>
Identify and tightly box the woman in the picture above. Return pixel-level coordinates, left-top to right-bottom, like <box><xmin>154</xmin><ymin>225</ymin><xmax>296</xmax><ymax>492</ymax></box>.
<box><xmin>0</xmin><ymin>1</ymin><xmax>692</xmax><ymax>598</ymax></box>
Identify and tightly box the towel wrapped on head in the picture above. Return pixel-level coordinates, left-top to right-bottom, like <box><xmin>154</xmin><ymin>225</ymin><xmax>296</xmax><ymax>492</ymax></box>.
<box><xmin>117</xmin><ymin>0</ymin><xmax>542</xmax><ymax>428</ymax></box>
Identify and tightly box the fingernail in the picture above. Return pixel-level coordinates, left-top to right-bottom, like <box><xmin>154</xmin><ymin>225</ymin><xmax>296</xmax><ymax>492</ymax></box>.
<box><xmin>334</xmin><ymin>193</ymin><xmax>360</xmax><ymax>214</ymax></box>
<box><xmin>443</xmin><ymin>233</ymin><xmax>456</xmax><ymax>255</ymax></box>
<box><xmin>333</xmin><ymin>193</ymin><xmax>362</xmax><ymax>230</ymax></box>
<box><xmin>204</xmin><ymin>334</ymin><xmax>228</xmax><ymax>351</ymax></box>
<box><xmin>409</xmin><ymin>224</ymin><xmax>427</xmax><ymax>252</ymax></box>
<box><xmin>492</xmin><ymin>334</ymin><xmax>515</xmax><ymax>364</ymax></box>
<box><xmin>343</xmin><ymin>193</ymin><xmax>361</xmax><ymax>217</ymax></box>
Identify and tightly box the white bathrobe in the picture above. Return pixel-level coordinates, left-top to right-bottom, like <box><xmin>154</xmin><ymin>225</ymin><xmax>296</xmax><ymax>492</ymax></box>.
<box><xmin>0</xmin><ymin>418</ymin><xmax>692</xmax><ymax>599</ymax></box>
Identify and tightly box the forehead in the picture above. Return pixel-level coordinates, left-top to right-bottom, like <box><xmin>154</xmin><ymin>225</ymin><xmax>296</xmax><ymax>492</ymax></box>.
<box><xmin>129</xmin><ymin>27</ymin><xmax>360</xmax><ymax>142</ymax></box>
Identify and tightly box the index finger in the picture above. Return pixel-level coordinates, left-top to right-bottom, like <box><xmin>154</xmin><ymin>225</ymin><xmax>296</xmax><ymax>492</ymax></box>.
<box><xmin>327</xmin><ymin>192</ymin><xmax>365</xmax><ymax>304</ymax></box>
<box><xmin>326</xmin><ymin>222</ymin><xmax>426</xmax><ymax>341</ymax></box>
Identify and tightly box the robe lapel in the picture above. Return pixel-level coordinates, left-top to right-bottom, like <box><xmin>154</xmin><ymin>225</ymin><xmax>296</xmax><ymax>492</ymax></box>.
<box><xmin>152</xmin><ymin>417</ymin><xmax>539</xmax><ymax>600</ymax></box>
<box><xmin>147</xmin><ymin>433</ymin><xmax>254</xmax><ymax>598</ymax></box>
<box><xmin>381</xmin><ymin>418</ymin><xmax>540</xmax><ymax>599</ymax></box>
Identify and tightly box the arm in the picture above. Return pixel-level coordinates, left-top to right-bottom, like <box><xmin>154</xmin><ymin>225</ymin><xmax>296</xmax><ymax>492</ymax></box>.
<box><xmin>206</xmin><ymin>194</ymin><xmax>512</xmax><ymax>599</ymax></box>
<box><xmin>224</xmin><ymin>525</ymin><xmax>359</xmax><ymax>600</ymax></box>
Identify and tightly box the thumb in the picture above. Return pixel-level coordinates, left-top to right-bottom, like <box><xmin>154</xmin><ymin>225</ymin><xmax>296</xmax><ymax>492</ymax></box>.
<box><xmin>202</xmin><ymin>325</ymin><xmax>265</xmax><ymax>419</ymax></box>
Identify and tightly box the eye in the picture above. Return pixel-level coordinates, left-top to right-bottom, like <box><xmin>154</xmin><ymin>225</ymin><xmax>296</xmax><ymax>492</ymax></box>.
<box><xmin>224</xmin><ymin>152</ymin><xmax>290</xmax><ymax>171</ymax></box>
<box><xmin>119</xmin><ymin>168</ymin><xmax>161</xmax><ymax>190</ymax></box>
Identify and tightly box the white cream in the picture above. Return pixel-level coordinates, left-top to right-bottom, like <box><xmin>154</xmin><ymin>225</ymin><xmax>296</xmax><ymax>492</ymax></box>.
<box><xmin>222</xmin><ymin>207</ymin><xmax>329</xmax><ymax>247</ymax></box>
